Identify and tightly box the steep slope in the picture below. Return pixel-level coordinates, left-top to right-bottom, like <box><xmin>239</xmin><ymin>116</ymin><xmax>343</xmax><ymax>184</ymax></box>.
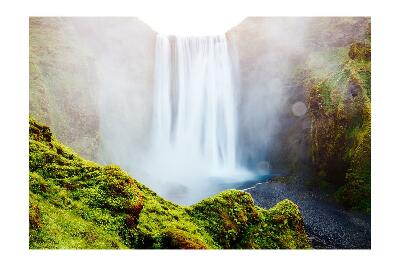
<box><xmin>227</xmin><ymin>17</ymin><xmax>371</xmax><ymax>212</ymax></box>
<box><xmin>29</xmin><ymin>118</ymin><xmax>310</xmax><ymax>249</ymax></box>
<box><xmin>29</xmin><ymin>17</ymin><xmax>100</xmax><ymax>160</ymax></box>
<box><xmin>303</xmin><ymin>23</ymin><xmax>371</xmax><ymax>211</ymax></box>
<box><xmin>29</xmin><ymin>17</ymin><xmax>156</xmax><ymax>163</ymax></box>
<box><xmin>226</xmin><ymin>17</ymin><xmax>370</xmax><ymax>172</ymax></box>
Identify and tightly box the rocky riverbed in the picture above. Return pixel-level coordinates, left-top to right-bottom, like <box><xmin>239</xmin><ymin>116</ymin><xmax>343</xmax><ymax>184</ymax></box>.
<box><xmin>243</xmin><ymin>176</ymin><xmax>371</xmax><ymax>249</ymax></box>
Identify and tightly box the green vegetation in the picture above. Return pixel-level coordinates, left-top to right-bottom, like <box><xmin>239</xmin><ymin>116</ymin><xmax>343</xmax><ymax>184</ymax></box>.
<box><xmin>29</xmin><ymin>17</ymin><xmax>99</xmax><ymax>161</ymax></box>
<box><xmin>303</xmin><ymin>24</ymin><xmax>371</xmax><ymax>212</ymax></box>
<box><xmin>29</xmin><ymin>118</ymin><xmax>311</xmax><ymax>249</ymax></box>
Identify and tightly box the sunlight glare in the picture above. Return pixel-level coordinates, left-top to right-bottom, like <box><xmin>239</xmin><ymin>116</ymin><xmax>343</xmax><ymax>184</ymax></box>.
<box><xmin>139</xmin><ymin>16</ymin><xmax>246</xmax><ymax>36</ymax></box>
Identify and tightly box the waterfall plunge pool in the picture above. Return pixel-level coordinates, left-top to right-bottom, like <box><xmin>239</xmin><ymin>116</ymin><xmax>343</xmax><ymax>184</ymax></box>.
<box><xmin>148</xmin><ymin>171</ymin><xmax>282</xmax><ymax>206</ymax></box>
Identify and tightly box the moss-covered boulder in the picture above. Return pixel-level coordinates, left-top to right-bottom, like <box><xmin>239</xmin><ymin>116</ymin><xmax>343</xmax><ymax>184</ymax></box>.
<box><xmin>239</xmin><ymin>200</ymin><xmax>310</xmax><ymax>249</ymax></box>
<box><xmin>188</xmin><ymin>190</ymin><xmax>260</xmax><ymax>248</ymax></box>
<box><xmin>29</xmin><ymin>118</ymin><xmax>311</xmax><ymax>249</ymax></box>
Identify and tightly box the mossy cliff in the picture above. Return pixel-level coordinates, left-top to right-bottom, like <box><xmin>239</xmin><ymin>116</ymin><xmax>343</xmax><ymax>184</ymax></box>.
<box><xmin>29</xmin><ymin>17</ymin><xmax>156</xmax><ymax>164</ymax></box>
<box><xmin>29</xmin><ymin>118</ymin><xmax>310</xmax><ymax>249</ymax></box>
<box><xmin>302</xmin><ymin>23</ymin><xmax>371</xmax><ymax>212</ymax></box>
<box><xmin>30</xmin><ymin>17</ymin><xmax>99</xmax><ymax>160</ymax></box>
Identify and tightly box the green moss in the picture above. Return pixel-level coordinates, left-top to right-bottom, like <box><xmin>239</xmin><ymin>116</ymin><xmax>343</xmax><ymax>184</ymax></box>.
<box><xmin>189</xmin><ymin>190</ymin><xmax>260</xmax><ymax>248</ymax></box>
<box><xmin>239</xmin><ymin>200</ymin><xmax>311</xmax><ymax>249</ymax></box>
<box><xmin>304</xmin><ymin>27</ymin><xmax>371</xmax><ymax>212</ymax></box>
<box><xmin>189</xmin><ymin>192</ymin><xmax>310</xmax><ymax>249</ymax></box>
<box><xmin>348</xmin><ymin>42</ymin><xmax>371</xmax><ymax>61</ymax></box>
<box><xmin>29</xmin><ymin>118</ymin><xmax>311</xmax><ymax>249</ymax></box>
<box><xmin>305</xmin><ymin>47</ymin><xmax>349</xmax><ymax>80</ymax></box>
<box><xmin>29</xmin><ymin>193</ymin><xmax>127</xmax><ymax>249</ymax></box>
<box><xmin>336</xmin><ymin>102</ymin><xmax>371</xmax><ymax>212</ymax></box>
<box><xmin>29</xmin><ymin>17</ymin><xmax>99</xmax><ymax>160</ymax></box>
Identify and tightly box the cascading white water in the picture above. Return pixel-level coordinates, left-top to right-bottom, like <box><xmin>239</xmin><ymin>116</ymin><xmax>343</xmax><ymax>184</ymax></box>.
<box><xmin>144</xmin><ymin>34</ymin><xmax>250</xmax><ymax>204</ymax></box>
<box><xmin>154</xmin><ymin>34</ymin><xmax>237</xmax><ymax>171</ymax></box>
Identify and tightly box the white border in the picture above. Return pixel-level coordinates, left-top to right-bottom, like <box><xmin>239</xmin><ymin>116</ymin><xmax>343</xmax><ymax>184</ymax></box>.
<box><xmin>1</xmin><ymin>0</ymin><xmax>398</xmax><ymax>265</ymax></box>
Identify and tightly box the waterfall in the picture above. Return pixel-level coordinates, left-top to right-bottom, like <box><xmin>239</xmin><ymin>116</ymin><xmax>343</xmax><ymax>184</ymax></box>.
<box><xmin>144</xmin><ymin>34</ymin><xmax>249</xmax><ymax>204</ymax></box>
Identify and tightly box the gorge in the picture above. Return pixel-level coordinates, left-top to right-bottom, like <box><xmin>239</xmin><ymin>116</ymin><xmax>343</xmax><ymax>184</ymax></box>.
<box><xmin>29</xmin><ymin>17</ymin><xmax>371</xmax><ymax>249</ymax></box>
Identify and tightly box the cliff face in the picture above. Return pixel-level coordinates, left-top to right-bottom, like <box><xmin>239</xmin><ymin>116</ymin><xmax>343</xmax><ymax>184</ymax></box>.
<box><xmin>30</xmin><ymin>17</ymin><xmax>100</xmax><ymax>160</ymax></box>
<box><xmin>304</xmin><ymin>24</ymin><xmax>371</xmax><ymax>211</ymax></box>
<box><xmin>29</xmin><ymin>17</ymin><xmax>156</xmax><ymax>162</ymax></box>
<box><xmin>227</xmin><ymin>17</ymin><xmax>312</xmax><ymax>171</ymax></box>
<box><xmin>227</xmin><ymin>17</ymin><xmax>370</xmax><ymax>174</ymax></box>
<box><xmin>227</xmin><ymin>18</ymin><xmax>371</xmax><ymax>211</ymax></box>
<box><xmin>29</xmin><ymin>118</ymin><xmax>310</xmax><ymax>249</ymax></box>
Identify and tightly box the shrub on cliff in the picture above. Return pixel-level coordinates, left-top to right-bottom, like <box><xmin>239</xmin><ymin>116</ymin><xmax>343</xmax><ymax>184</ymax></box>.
<box><xmin>348</xmin><ymin>42</ymin><xmax>371</xmax><ymax>61</ymax></box>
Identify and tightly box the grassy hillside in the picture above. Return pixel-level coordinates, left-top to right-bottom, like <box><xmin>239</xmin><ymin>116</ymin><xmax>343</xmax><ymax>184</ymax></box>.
<box><xmin>29</xmin><ymin>118</ymin><xmax>311</xmax><ymax>249</ymax></box>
